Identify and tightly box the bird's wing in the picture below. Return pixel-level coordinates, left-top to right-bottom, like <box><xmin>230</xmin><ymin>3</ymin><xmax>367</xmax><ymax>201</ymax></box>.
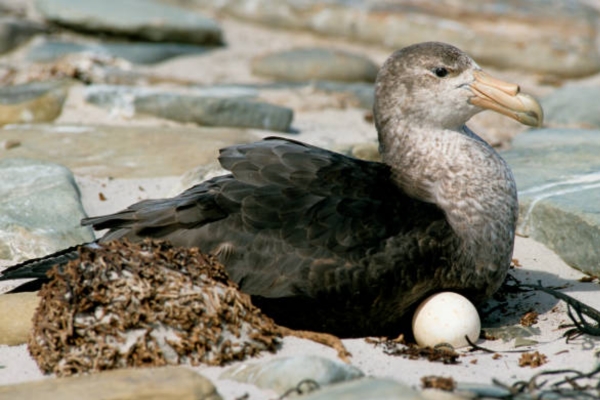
<box><xmin>82</xmin><ymin>137</ymin><xmax>446</xmax><ymax>298</ymax></box>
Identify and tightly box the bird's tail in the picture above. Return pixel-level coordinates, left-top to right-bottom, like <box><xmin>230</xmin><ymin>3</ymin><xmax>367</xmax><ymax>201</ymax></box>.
<box><xmin>0</xmin><ymin>242</ymin><xmax>98</xmax><ymax>291</ymax></box>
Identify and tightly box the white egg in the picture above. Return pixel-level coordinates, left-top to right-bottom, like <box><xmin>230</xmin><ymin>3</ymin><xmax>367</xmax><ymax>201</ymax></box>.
<box><xmin>412</xmin><ymin>292</ymin><xmax>481</xmax><ymax>348</ymax></box>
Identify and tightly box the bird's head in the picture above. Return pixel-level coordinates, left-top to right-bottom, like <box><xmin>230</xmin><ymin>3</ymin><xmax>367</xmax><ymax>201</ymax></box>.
<box><xmin>374</xmin><ymin>42</ymin><xmax>543</xmax><ymax>132</ymax></box>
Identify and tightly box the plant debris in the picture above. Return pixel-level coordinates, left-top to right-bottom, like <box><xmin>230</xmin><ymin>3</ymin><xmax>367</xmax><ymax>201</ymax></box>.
<box><xmin>28</xmin><ymin>239</ymin><xmax>281</xmax><ymax>376</ymax></box>
<box><xmin>518</xmin><ymin>351</ymin><xmax>548</xmax><ymax>368</ymax></box>
<box><xmin>520</xmin><ymin>310</ymin><xmax>539</xmax><ymax>327</ymax></box>
<box><xmin>421</xmin><ymin>375</ymin><xmax>456</xmax><ymax>391</ymax></box>
<box><xmin>366</xmin><ymin>337</ymin><xmax>459</xmax><ymax>364</ymax></box>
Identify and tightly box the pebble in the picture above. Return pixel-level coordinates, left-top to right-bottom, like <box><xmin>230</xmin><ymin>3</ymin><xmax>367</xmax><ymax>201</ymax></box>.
<box><xmin>26</xmin><ymin>39</ymin><xmax>212</xmax><ymax>65</ymax></box>
<box><xmin>297</xmin><ymin>377</ymin><xmax>425</xmax><ymax>400</ymax></box>
<box><xmin>252</xmin><ymin>48</ymin><xmax>379</xmax><ymax>83</ymax></box>
<box><xmin>0</xmin><ymin>80</ymin><xmax>70</xmax><ymax>126</ymax></box>
<box><xmin>220</xmin><ymin>355</ymin><xmax>364</xmax><ymax>394</ymax></box>
<box><xmin>0</xmin><ymin>367</ymin><xmax>222</xmax><ymax>400</ymax></box>
<box><xmin>35</xmin><ymin>0</ymin><xmax>223</xmax><ymax>45</ymax></box>
<box><xmin>0</xmin><ymin>158</ymin><xmax>94</xmax><ymax>263</ymax></box>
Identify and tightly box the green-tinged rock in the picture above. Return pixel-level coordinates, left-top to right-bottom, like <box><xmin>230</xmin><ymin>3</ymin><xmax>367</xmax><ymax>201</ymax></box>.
<box><xmin>26</xmin><ymin>39</ymin><xmax>212</xmax><ymax>64</ymax></box>
<box><xmin>220</xmin><ymin>355</ymin><xmax>364</xmax><ymax>395</ymax></box>
<box><xmin>502</xmin><ymin>129</ymin><xmax>600</xmax><ymax>275</ymax></box>
<box><xmin>35</xmin><ymin>0</ymin><xmax>222</xmax><ymax>45</ymax></box>
<box><xmin>0</xmin><ymin>158</ymin><xmax>93</xmax><ymax>262</ymax></box>
<box><xmin>0</xmin><ymin>367</ymin><xmax>222</xmax><ymax>400</ymax></box>
<box><xmin>133</xmin><ymin>94</ymin><xmax>293</xmax><ymax>132</ymax></box>
<box><xmin>252</xmin><ymin>48</ymin><xmax>379</xmax><ymax>83</ymax></box>
<box><xmin>0</xmin><ymin>81</ymin><xmax>70</xmax><ymax>126</ymax></box>
<box><xmin>299</xmin><ymin>377</ymin><xmax>425</xmax><ymax>400</ymax></box>
<box><xmin>542</xmin><ymin>86</ymin><xmax>600</xmax><ymax>129</ymax></box>
<box><xmin>0</xmin><ymin>125</ymin><xmax>259</xmax><ymax>179</ymax></box>
<box><xmin>0</xmin><ymin>18</ymin><xmax>47</xmax><ymax>54</ymax></box>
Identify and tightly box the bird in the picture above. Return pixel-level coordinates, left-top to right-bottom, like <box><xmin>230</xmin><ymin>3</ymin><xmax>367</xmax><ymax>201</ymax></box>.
<box><xmin>1</xmin><ymin>42</ymin><xmax>542</xmax><ymax>338</ymax></box>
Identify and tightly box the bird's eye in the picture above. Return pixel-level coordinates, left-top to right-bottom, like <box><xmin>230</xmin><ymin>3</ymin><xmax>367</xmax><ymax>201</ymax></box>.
<box><xmin>433</xmin><ymin>67</ymin><xmax>448</xmax><ymax>78</ymax></box>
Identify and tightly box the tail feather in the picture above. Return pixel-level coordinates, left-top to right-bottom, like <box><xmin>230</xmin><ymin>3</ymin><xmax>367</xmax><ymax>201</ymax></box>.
<box><xmin>0</xmin><ymin>242</ymin><xmax>97</xmax><ymax>282</ymax></box>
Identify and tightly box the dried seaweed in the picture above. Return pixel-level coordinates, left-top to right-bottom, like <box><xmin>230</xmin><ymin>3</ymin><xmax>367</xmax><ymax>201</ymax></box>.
<box><xmin>421</xmin><ymin>375</ymin><xmax>456</xmax><ymax>391</ymax></box>
<box><xmin>28</xmin><ymin>239</ymin><xmax>281</xmax><ymax>376</ymax></box>
<box><xmin>366</xmin><ymin>337</ymin><xmax>460</xmax><ymax>364</ymax></box>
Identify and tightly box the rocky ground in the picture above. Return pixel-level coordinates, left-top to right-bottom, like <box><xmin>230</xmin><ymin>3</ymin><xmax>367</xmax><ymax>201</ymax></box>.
<box><xmin>0</xmin><ymin>0</ymin><xmax>600</xmax><ymax>399</ymax></box>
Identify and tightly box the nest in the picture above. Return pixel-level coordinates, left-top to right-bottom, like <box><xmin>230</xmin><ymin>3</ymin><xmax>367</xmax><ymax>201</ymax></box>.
<box><xmin>28</xmin><ymin>239</ymin><xmax>281</xmax><ymax>376</ymax></box>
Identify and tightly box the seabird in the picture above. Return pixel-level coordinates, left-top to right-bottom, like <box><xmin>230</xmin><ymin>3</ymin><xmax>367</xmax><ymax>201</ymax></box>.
<box><xmin>1</xmin><ymin>42</ymin><xmax>542</xmax><ymax>338</ymax></box>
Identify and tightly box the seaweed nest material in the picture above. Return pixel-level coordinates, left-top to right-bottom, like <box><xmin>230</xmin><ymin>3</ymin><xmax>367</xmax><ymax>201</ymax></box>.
<box><xmin>28</xmin><ymin>239</ymin><xmax>281</xmax><ymax>376</ymax></box>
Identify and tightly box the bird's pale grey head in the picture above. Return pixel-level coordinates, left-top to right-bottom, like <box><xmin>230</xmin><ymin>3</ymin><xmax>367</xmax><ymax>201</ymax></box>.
<box><xmin>374</xmin><ymin>42</ymin><xmax>543</xmax><ymax>132</ymax></box>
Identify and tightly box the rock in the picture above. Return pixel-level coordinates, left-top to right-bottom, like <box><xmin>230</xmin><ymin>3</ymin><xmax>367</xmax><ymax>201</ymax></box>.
<box><xmin>134</xmin><ymin>95</ymin><xmax>293</xmax><ymax>132</ymax></box>
<box><xmin>204</xmin><ymin>0</ymin><xmax>600</xmax><ymax>77</ymax></box>
<box><xmin>220</xmin><ymin>355</ymin><xmax>364</xmax><ymax>394</ymax></box>
<box><xmin>0</xmin><ymin>125</ymin><xmax>259</xmax><ymax>178</ymax></box>
<box><xmin>0</xmin><ymin>18</ymin><xmax>47</xmax><ymax>54</ymax></box>
<box><xmin>0</xmin><ymin>292</ymin><xmax>39</xmax><ymax>346</ymax></box>
<box><xmin>0</xmin><ymin>80</ymin><xmax>70</xmax><ymax>126</ymax></box>
<box><xmin>252</xmin><ymin>48</ymin><xmax>379</xmax><ymax>83</ymax></box>
<box><xmin>501</xmin><ymin>129</ymin><xmax>600</xmax><ymax>275</ymax></box>
<box><xmin>0</xmin><ymin>158</ymin><xmax>94</xmax><ymax>263</ymax></box>
<box><xmin>35</xmin><ymin>0</ymin><xmax>222</xmax><ymax>45</ymax></box>
<box><xmin>542</xmin><ymin>86</ymin><xmax>600</xmax><ymax>128</ymax></box>
<box><xmin>0</xmin><ymin>366</ymin><xmax>222</xmax><ymax>400</ymax></box>
<box><xmin>314</xmin><ymin>81</ymin><xmax>374</xmax><ymax>109</ymax></box>
<box><xmin>84</xmin><ymin>85</ymin><xmax>293</xmax><ymax>132</ymax></box>
<box><xmin>26</xmin><ymin>39</ymin><xmax>212</xmax><ymax>64</ymax></box>
<box><xmin>298</xmin><ymin>377</ymin><xmax>425</xmax><ymax>400</ymax></box>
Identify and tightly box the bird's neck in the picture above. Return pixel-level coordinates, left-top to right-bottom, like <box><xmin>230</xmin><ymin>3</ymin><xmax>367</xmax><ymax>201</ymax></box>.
<box><xmin>378</xmin><ymin>119</ymin><xmax>518</xmax><ymax>295</ymax></box>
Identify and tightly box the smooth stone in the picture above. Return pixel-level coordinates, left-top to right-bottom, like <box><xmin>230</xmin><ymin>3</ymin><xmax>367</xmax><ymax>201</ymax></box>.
<box><xmin>0</xmin><ymin>158</ymin><xmax>94</xmax><ymax>262</ymax></box>
<box><xmin>0</xmin><ymin>125</ymin><xmax>259</xmax><ymax>179</ymax></box>
<box><xmin>314</xmin><ymin>81</ymin><xmax>374</xmax><ymax>109</ymax></box>
<box><xmin>0</xmin><ymin>80</ymin><xmax>70</xmax><ymax>126</ymax></box>
<box><xmin>0</xmin><ymin>18</ymin><xmax>47</xmax><ymax>54</ymax></box>
<box><xmin>35</xmin><ymin>0</ymin><xmax>222</xmax><ymax>45</ymax></box>
<box><xmin>501</xmin><ymin>129</ymin><xmax>600</xmax><ymax>275</ymax></box>
<box><xmin>455</xmin><ymin>382</ymin><xmax>512</xmax><ymax>398</ymax></box>
<box><xmin>542</xmin><ymin>86</ymin><xmax>600</xmax><ymax>128</ymax></box>
<box><xmin>205</xmin><ymin>0</ymin><xmax>600</xmax><ymax>77</ymax></box>
<box><xmin>0</xmin><ymin>367</ymin><xmax>222</xmax><ymax>400</ymax></box>
<box><xmin>252</xmin><ymin>48</ymin><xmax>379</xmax><ymax>83</ymax></box>
<box><xmin>0</xmin><ymin>292</ymin><xmax>39</xmax><ymax>345</ymax></box>
<box><xmin>85</xmin><ymin>86</ymin><xmax>293</xmax><ymax>132</ymax></box>
<box><xmin>298</xmin><ymin>377</ymin><xmax>425</xmax><ymax>400</ymax></box>
<box><xmin>220</xmin><ymin>355</ymin><xmax>364</xmax><ymax>395</ymax></box>
<box><xmin>26</xmin><ymin>39</ymin><xmax>212</xmax><ymax>64</ymax></box>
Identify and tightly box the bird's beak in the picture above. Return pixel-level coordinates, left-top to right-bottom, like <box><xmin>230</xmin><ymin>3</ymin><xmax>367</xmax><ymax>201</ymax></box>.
<box><xmin>469</xmin><ymin>70</ymin><xmax>543</xmax><ymax>127</ymax></box>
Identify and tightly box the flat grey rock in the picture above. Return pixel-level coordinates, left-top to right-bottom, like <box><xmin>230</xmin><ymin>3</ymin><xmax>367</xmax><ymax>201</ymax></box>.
<box><xmin>35</xmin><ymin>0</ymin><xmax>222</xmax><ymax>45</ymax></box>
<box><xmin>542</xmin><ymin>86</ymin><xmax>600</xmax><ymax>128</ymax></box>
<box><xmin>298</xmin><ymin>377</ymin><xmax>425</xmax><ymax>400</ymax></box>
<box><xmin>501</xmin><ymin>129</ymin><xmax>600</xmax><ymax>275</ymax></box>
<box><xmin>0</xmin><ymin>124</ymin><xmax>259</xmax><ymax>178</ymax></box>
<box><xmin>220</xmin><ymin>355</ymin><xmax>364</xmax><ymax>395</ymax></box>
<box><xmin>0</xmin><ymin>18</ymin><xmax>47</xmax><ymax>54</ymax></box>
<box><xmin>26</xmin><ymin>39</ymin><xmax>212</xmax><ymax>64</ymax></box>
<box><xmin>252</xmin><ymin>48</ymin><xmax>378</xmax><ymax>83</ymax></box>
<box><xmin>208</xmin><ymin>0</ymin><xmax>600</xmax><ymax>77</ymax></box>
<box><xmin>84</xmin><ymin>85</ymin><xmax>293</xmax><ymax>132</ymax></box>
<box><xmin>0</xmin><ymin>80</ymin><xmax>70</xmax><ymax>126</ymax></box>
<box><xmin>0</xmin><ymin>158</ymin><xmax>94</xmax><ymax>262</ymax></box>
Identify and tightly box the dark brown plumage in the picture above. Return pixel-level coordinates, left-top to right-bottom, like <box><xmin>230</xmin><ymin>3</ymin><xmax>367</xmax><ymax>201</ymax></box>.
<box><xmin>1</xmin><ymin>42</ymin><xmax>543</xmax><ymax>337</ymax></box>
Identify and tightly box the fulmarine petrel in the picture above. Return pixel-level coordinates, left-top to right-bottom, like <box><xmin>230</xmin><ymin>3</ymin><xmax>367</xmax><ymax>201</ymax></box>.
<box><xmin>1</xmin><ymin>42</ymin><xmax>543</xmax><ymax>338</ymax></box>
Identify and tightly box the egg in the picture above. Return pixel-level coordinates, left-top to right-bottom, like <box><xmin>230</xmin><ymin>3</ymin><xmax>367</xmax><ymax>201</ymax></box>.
<box><xmin>412</xmin><ymin>292</ymin><xmax>481</xmax><ymax>348</ymax></box>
